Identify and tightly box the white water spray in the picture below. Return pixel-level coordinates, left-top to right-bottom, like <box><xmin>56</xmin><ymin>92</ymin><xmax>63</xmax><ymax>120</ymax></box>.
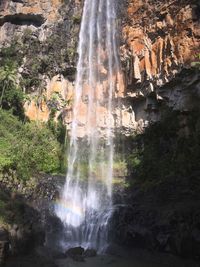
<box><xmin>55</xmin><ymin>0</ymin><xmax>122</xmax><ymax>251</ymax></box>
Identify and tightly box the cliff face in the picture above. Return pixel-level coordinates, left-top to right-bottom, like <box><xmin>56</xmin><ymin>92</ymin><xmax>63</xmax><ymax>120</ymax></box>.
<box><xmin>0</xmin><ymin>0</ymin><xmax>81</xmax><ymax>45</ymax></box>
<box><xmin>120</xmin><ymin>0</ymin><xmax>200</xmax><ymax>129</ymax></box>
<box><xmin>123</xmin><ymin>0</ymin><xmax>200</xmax><ymax>87</ymax></box>
<box><xmin>0</xmin><ymin>0</ymin><xmax>199</xmax><ymax>134</ymax></box>
<box><xmin>0</xmin><ymin>0</ymin><xmax>82</xmax><ymax>126</ymax></box>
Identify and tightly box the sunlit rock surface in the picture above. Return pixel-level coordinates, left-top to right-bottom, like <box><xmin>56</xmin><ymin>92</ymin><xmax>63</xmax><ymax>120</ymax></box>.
<box><xmin>122</xmin><ymin>0</ymin><xmax>200</xmax><ymax>88</ymax></box>
<box><xmin>119</xmin><ymin>0</ymin><xmax>200</xmax><ymax>130</ymax></box>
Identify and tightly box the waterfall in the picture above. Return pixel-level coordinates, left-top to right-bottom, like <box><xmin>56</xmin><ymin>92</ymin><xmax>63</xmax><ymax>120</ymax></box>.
<box><xmin>55</xmin><ymin>0</ymin><xmax>121</xmax><ymax>251</ymax></box>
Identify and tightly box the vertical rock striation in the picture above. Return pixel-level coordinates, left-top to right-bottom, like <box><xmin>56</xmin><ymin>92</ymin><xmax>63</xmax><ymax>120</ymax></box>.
<box><xmin>119</xmin><ymin>0</ymin><xmax>200</xmax><ymax>129</ymax></box>
<box><xmin>122</xmin><ymin>0</ymin><xmax>200</xmax><ymax>90</ymax></box>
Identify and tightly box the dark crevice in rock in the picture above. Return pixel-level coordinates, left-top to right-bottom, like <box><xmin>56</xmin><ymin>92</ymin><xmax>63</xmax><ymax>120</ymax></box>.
<box><xmin>62</xmin><ymin>67</ymin><xmax>76</xmax><ymax>82</ymax></box>
<box><xmin>0</xmin><ymin>14</ymin><xmax>45</xmax><ymax>27</ymax></box>
<box><xmin>11</xmin><ymin>0</ymin><xmax>24</xmax><ymax>3</ymax></box>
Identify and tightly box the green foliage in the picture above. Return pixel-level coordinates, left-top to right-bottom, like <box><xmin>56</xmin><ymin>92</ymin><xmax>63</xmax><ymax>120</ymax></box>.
<box><xmin>72</xmin><ymin>15</ymin><xmax>82</xmax><ymax>24</ymax></box>
<box><xmin>127</xmin><ymin>107</ymin><xmax>200</xmax><ymax>186</ymax></box>
<box><xmin>47</xmin><ymin>92</ymin><xmax>69</xmax><ymax>114</ymax></box>
<box><xmin>47</xmin><ymin>116</ymin><xmax>68</xmax><ymax>173</ymax></box>
<box><xmin>127</xmin><ymin>152</ymin><xmax>141</xmax><ymax>172</ymax></box>
<box><xmin>191</xmin><ymin>54</ymin><xmax>200</xmax><ymax>69</ymax></box>
<box><xmin>13</xmin><ymin>123</ymin><xmax>62</xmax><ymax>179</ymax></box>
<box><xmin>0</xmin><ymin>63</ymin><xmax>25</xmax><ymax>118</ymax></box>
<box><xmin>0</xmin><ymin>35</ymin><xmax>69</xmax><ymax>180</ymax></box>
<box><xmin>0</xmin><ymin>40</ymin><xmax>24</xmax><ymax>67</ymax></box>
<box><xmin>66</xmin><ymin>47</ymin><xmax>76</xmax><ymax>62</ymax></box>
<box><xmin>0</xmin><ymin>110</ymin><xmax>63</xmax><ymax>180</ymax></box>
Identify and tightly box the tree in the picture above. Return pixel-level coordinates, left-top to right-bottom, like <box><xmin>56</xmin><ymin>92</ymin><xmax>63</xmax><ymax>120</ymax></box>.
<box><xmin>0</xmin><ymin>64</ymin><xmax>18</xmax><ymax>108</ymax></box>
<box><xmin>0</xmin><ymin>64</ymin><xmax>25</xmax><ymax>119</ymax></box>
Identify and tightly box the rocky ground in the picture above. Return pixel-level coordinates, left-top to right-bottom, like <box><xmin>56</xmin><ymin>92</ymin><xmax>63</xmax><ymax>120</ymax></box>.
<box><xmin>55</xmin><ymin>252</ymin><xmax>200</xmax><ymax>267</ymax></box>
<box><xmin>4</xmin><ymin>247</ymin><xmax>200</xmax><ymax>267</ymax></box>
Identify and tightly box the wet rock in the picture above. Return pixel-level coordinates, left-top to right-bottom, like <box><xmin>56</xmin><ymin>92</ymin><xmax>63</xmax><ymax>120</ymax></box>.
<box><xmin>66</xmin><ymin>246</ymin><xmax>84</xmax><ymax>258</ymax></box>
<box><xmin>0</xmin><ymin>228</ymin><xmax>9</xmax><ymax>241</ymax></box>
<box><xmin>65</xmin><ymin>246</ymin><xmax>85</xmax><ymax>262</ymax></box>
<box><xmin>83</xmin><ymin>248</ymin><xmax>97</xmax><ymax>257</ymax></box>
<box><xmin>9</xmin><ymin>222</ymin><xmax>45</xmax><ymax>255</ymax></box>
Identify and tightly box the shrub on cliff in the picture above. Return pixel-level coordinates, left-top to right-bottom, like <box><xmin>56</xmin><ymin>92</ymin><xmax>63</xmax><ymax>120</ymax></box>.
<box><xmin>191</xmin><ymin>53</ymin><xmax>200</xmax><ymax>69</ymax></box>
<box><xmin>0</xmin><ymin>63</ymin><xmax>25</xmax><ymax>119</ymax></box>
<box><xmin>0</xmin><ymin>110</ymin><xmax>62</xmax><ymax>180</ymax></box>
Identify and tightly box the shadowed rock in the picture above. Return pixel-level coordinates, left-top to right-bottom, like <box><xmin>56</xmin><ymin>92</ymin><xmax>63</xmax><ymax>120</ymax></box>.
<box><xmin>0</xmin><ymin>14</ymin><xmax>45</xmax><ymax>27</ymax></box>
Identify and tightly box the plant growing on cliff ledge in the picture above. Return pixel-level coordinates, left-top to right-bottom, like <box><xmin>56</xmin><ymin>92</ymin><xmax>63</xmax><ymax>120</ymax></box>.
<box><xmin>0</xmin><ymin>64</ymin><xmax>17</xmax><ymax>107</ymax></box>
<box><xmin>72</xmin><ymin>14</ymin><xmax>82</xmax><ymax>24</ymax></box>
<box><xmin>0</xmin><ymin>64</ymin><xmax>24</xmax><ymax>118</ymax></box>
<box><xmin>191</xmin><ymin>53</ymin><xmax>200</xmax><ymax>69</ymax></box>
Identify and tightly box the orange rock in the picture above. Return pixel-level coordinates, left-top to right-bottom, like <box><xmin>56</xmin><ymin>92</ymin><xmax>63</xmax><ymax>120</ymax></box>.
<box><xmin>122</xmin><ymin>0</ymin><xmax>200</xmax><ymax>89</ymax></box>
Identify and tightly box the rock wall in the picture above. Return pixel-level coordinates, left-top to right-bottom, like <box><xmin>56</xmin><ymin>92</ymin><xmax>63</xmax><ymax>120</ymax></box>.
<box><xmin>0</xmin><ymin>0</ymin><xmax>199</xmax><ymax>135</ymax></box>
<box><xmin>120</xmin><ymin>0</ymin><xmax>200</xmax><ymax>129</ymax></box>
<box><xmin>0</xmin><ymin>172</ymin><xmax>65</xmax><ymax>265</ymax></box>
<box><xmin>0</xmin><ymin>0</ymin><xmax>82</xmax><ymax>128</ymax></box>
<box><xmin>0</xmin><ymin>228</ymin><xmax>9</xmax><ymax>266</ymax></box>
<box><xmin>122</xmin><ymin>0</ymin><xmax>200</xmax><ymax>88</ymax></box>
<box><xmin>112</xmin><ymin>178</ymin><xmax>200</xmax><ymax>259</ymax></box>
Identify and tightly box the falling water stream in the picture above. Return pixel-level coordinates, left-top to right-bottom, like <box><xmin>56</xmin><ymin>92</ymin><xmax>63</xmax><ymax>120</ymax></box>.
<box><xmin>55</xmin><ymin>0</ymin><xmax>122</xmax><ymax>252</ymax></box>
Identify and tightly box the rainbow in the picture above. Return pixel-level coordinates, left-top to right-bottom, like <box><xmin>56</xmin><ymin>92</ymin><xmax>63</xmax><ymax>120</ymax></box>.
<box><xmin>54</xmin><ymin>199</ymin><xmax>84</xmax><ymax>218</ymax></box>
